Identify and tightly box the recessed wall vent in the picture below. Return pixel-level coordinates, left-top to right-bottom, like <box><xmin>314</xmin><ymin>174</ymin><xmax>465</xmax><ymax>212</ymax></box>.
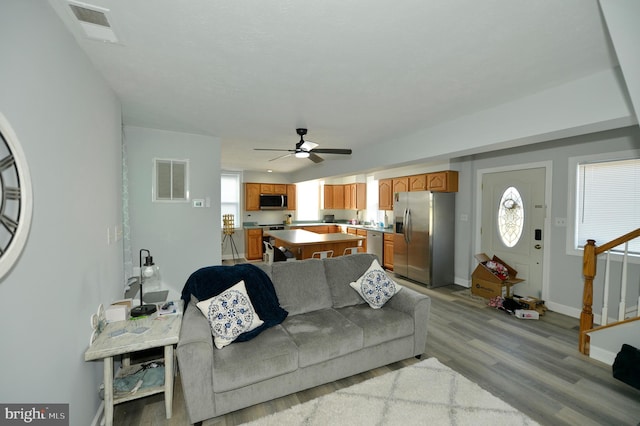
<box><xmin>69</xmin><ymin>4</ymin><xmax>110</xmax><ymax>27</ymax></box>
<box><xmin>67</xmin><ymin>1</ymin><xmax>119</xmax><ymax>43</ymax></box>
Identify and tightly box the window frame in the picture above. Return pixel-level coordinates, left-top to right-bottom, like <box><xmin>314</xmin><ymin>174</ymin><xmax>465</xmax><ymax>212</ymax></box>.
<box><xmin>567</xmin><ymin>149</ymin><xmax>640</xmax><ymax>262</ymax></box>
<box><xmin>221</xmin><ymin>171</ymin><xmax>242</xmax><ymax>229</ymax></box>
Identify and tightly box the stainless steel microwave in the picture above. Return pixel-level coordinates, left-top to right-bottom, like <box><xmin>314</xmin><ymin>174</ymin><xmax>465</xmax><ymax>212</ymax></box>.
<box><xmin>259</xmin><ymin>194</ymin><xmax>288</xmax><ymax>210</ymax></box>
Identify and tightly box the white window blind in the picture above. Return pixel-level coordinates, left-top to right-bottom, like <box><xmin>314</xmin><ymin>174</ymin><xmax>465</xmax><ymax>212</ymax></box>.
<box><xmin>576</xmin><ymin>158</ymin><xmax>640</xmax><ymax>254</ymax></box>
<box><xmin>296</xmin><ymin>180</ymin><xmax>319</xmax><ymax>221</ymax></box>
<box><xmin>221</xmin><ymin>172</ymin><xmax>240</xmax><ymax>228</ymax></box>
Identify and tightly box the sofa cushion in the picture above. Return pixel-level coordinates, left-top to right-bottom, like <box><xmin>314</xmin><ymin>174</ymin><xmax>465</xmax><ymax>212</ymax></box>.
<box><xmin>324</xmin><ymin>253</ymin><xmax>378</xmax><ymax>308</ymax></box>
<box><xmin>212</xmin><ymin>324</ymin><xmax>299</xmax><ymax>393</ymax></box>
<box><xmin>337</xmin><ymin>304</ymin><xmax>414</xmax><ymax>348</ymax></box>
<box><xmin>182</xmin><ymin>263</ymin><xmax>288</xmax><ymax>342</ymax></box>
<box><xmin>349</xmin><ymin>259</ymin><xmax>401</xmax><ymax>308</ymax></box>
<box><xmin>195</xmin><ymin>280</ymin><xmax>265</xmax><ymax>349</ymax></box>
<box><xmin>281</xmin><ymin>308</ymin><xmax>363</xmax><ymax>367</ymax></box>
<box><xmin>269</xmin><ymin>259</ymin><xmax>333</xmax><ymax>315</ymax></box>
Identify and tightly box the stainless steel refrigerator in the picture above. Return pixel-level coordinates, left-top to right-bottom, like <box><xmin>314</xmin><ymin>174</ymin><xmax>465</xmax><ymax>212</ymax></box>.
<box><xmin>393</xmin><ymin>191</ymin><xmax>455</xmax><ymax>287</ymax></box>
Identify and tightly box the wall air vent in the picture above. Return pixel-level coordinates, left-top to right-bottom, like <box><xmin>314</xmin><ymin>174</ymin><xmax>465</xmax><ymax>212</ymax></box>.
<box><xmin>67</xmin><ymin>1</ymin><xmax>119</xmax><ymax>43</ymax></box>
<box><xmin>69</xmin><ymin>4</ymin><xmax>110</xmax><ymax>27</ymax></box>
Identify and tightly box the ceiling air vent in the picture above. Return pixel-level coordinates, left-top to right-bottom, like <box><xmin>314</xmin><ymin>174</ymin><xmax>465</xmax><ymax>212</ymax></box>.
<box><xmin>67</xmin><ymin>1</ymin><xmax>119</xmax><ymax>43</ymax></box>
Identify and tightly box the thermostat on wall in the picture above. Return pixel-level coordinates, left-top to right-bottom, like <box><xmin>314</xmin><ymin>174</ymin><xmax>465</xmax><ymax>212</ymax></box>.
<box><xmin>193</xmin><ymin>199</ymin><xmax>204</xmax><ymax>208</ymax></box>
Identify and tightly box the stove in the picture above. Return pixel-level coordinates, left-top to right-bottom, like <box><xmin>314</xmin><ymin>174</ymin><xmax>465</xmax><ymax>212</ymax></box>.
<box><xmin>259</xmin><ymin>224</ymin><xmax>285</xmax><ymax>230</ymax></box>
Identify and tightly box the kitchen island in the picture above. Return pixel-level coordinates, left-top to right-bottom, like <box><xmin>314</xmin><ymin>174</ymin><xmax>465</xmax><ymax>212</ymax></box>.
<box><xmin>265</xmin><ymin>229</ymin><xmax>365</xmax><ymax>260</ymax></box>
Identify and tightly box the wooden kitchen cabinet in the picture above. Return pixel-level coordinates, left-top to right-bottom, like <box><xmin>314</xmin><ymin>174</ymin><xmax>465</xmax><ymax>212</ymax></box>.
<box><xmin>409</xmin><ymin>174</ymin><xmax>427</xmax><ymax>191</ymax></box>
<box><xmin>356</xmin><ymin>229</ymin><xmax>367</xmax><ymax>253</ymax></box>
<box><xmin>324</xmin><ymin>185</ymin><xmax>345</xmax><ymax>209</ymax></box>
<box><xmin>324</xmin><ymin>185</ymin><xmax>334</xmax><ymax>209</ymax></box>
<box><xmin>303</xmin><ymin>225</ymin><xmax>330</xmax><ymax>234</ymax></box>
<box><xmin>245</xmin><ymin>183</ymin><xmax>261</xmax><ymax>211</ymax></box>
<box><xmin>245</xmin><ymin>228</ymin><xmax>263</xmax><ymax>260</ymax></box>
<box><xmin>378</xmin><ymin>179</ymin><xmax>393</xmax><ymax>210</ymax></box>
<box><xmin>246</xmin><ymin>182</ymin><xmax>292</xmax><ymax>211</ymax></box>
<box><xmin>393</xmin><ymin>177</ymin><xmax>409</xmax><ymax>194</ymax></box>
<box><xmin>260</xmin><ymin>183</ymin><xmax>286</xmax><ymax>194</ymax></box>
<box><xmin>344</xmin><ymin>183</ymin><xmax>366</xmax><ymax>210</ymax></box>
<box><xmin>333</xmin><ymin>185</ymin><xmax>344</xmax><ymax>209</ymax></box>
<box><xmin>427</xmin><ymin>171</ymin><xmax>458</xmax><ymax>192</ymax></box>
<box><xmin>383</xmin><ymin>233</ymin><xmax>394</xmax><ymax>270</ymax></box>
<box><xmin>286</xmin><ymin>184</ymin><xmax>296</xmax><ymax>210</ymax></box>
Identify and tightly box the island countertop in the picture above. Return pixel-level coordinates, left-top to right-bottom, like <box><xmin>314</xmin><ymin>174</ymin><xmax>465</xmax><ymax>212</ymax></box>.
<box><xmin>264</xmin><ymin>229</ymin><xmax>365</xmax><ymax>245</ymax></box>
<box><xmin>264</xmin><ymin>229</ymin><xmax>365</xmax><ymax>259</ymax></box>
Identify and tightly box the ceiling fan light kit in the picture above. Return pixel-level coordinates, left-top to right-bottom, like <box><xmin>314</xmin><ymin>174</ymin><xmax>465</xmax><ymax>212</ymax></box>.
<box><xmin>254</xmin><ymin>128</ymin><xmax>352</xmax><ymax>164</ymax></box>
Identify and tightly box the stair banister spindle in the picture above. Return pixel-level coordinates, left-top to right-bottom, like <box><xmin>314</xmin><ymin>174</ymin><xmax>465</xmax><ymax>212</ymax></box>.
<box><xmin>602</xmin><ymin>251</ymin><xmax>610</xmax><ymax>326</ymax></box>
<box><xmin>618</xmin><ymin>242</ymin><xmax>629</xmax><ymax>321</ymax></box>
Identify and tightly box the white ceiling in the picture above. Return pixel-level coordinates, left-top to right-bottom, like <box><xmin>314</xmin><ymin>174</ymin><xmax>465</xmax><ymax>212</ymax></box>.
<box><xmin>48</xmin><ymin>0</ymin><xmax>617</xmax><ymax>175</ymax></box>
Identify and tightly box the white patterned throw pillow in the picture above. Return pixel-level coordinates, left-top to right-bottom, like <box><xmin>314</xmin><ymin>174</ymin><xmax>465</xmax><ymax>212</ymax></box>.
<box><xmin>349</xmin><ymin>259</ymin><xmax>401</xmax><ymax>308</ymax></box>
<box><xmin>196</xmin><ymin>280</ymin><xmax>264</xmax><ymax>349</ymax></box>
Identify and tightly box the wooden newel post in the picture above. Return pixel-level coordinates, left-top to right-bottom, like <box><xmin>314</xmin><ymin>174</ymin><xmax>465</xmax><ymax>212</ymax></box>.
<box><xmin>579</xmin><ymin>239</ymin><xmax>596</xmax><ymax>354</ymax></box>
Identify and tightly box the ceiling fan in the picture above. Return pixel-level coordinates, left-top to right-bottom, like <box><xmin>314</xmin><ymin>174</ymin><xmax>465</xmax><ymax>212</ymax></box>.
<box><xmin>254</xmin><ymin>128</ymin><xmax>352</xmax><ymax>163</ymax></box>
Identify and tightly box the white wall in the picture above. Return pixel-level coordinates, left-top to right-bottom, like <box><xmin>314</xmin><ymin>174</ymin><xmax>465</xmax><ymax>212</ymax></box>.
<box><xmin>464</xmin><ymin>126</ymin><xmax>640</xmax><ymax>317</ymax></box>
<box><xmin>125</xmin><ymin>126</ymin><xmax>221</xmax><ymax>295</ymax></box>
<box><xmin>0</xmin><ymin>2</ymin><xmax>122</xmax><ymax>425</ymax></box>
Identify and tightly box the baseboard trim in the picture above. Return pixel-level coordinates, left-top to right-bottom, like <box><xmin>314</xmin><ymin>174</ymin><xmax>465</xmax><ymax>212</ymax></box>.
<box><xmin>454</xmin><ymin>276</ymin><xmax>471</xmax><ymax>288</ymax></box>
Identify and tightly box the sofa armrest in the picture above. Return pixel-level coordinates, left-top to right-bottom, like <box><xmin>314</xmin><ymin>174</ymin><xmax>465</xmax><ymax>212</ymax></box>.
<box><xmin>176</xmin><ymin>302</ymin><xmax>216</xmax><ymax>424</ymax></box>
<box><xmin>386</xmin><ymin>287</ymin><xmax>431</xmax><ymax>356</ymax></box>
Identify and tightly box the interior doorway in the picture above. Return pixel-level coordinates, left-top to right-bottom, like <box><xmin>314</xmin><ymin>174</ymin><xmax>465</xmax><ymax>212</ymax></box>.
<box><xmin>476</xmin><ymin>162</ymin><xmax>552</xmax><ymax>299</ymax></box>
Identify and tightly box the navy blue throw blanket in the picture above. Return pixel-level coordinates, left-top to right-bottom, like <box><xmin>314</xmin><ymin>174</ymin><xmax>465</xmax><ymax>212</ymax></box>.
<box><xmin>181</xmin><ymin>263</ymin><xmax>288</xmax><ymax>342</ymax></box>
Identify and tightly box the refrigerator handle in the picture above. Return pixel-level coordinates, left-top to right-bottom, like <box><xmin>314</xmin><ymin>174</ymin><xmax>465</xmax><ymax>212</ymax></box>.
<box><xmin>406</xmin><ymin>209</ymin><xmax>412</xmax><ymax>243</ymax></box>
<box><xmin>403</xmin><ymin>209</ymin><xmax>409</xmax><ymax>243</ymax></box>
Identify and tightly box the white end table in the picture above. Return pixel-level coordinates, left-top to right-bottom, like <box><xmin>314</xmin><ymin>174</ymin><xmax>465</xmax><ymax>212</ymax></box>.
<box><xmin>85</xmin><ymin>302</ymin><xmax>182</xmax><ymax>426</ymax></box>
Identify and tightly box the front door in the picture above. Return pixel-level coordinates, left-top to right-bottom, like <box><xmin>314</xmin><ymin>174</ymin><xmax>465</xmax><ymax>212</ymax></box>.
<box><xmin>481</xmin><ymin>168</ymin><xmax>546</xmax><ymax>298</ymax></box>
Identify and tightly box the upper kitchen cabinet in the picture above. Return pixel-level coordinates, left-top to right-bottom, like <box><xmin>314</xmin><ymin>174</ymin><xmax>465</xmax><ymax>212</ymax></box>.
<box><xmin>392</xmin><ymin>177</ymin><xmax>409</xmax><ymax>194</ymax></box>
<box><xmin>324</xmin><ymin>184</ymin><xmax>345</xmax><ymax>209</ymax></box>
<box><xmin>379</xmin><ymin>179</ymin><xmax>393</xmax><ymax>210</ymax></box>
<box><xmin>344</xmin><ymin>183</ymin><xmax>366</xmax><ymax>210</ymax></box>
<box><xmin>409</xmin><ymin>174</ymin><xmax>427</xmax><ymax>191</ymax></box>
<box><xmin>427</xmin><ymin>171</ymin><xmax>458</xmax><ymax>192</ymax></box>
<box><xmin>260</xmin><ymin>183</ymin><xmax>286</xmax><ymax>194</ymax></box>
<box><xmin>245</xmin><ymin>182</ymin><xmax>294</xmax><ymax>211</ymax></box>
<box><xmin>286</xmin><ymin>184</ymin><xmax>296</xmax><ymax>210</ymax></box>
<box><xmin>245</xmin><ymin>183</ymin><xmax>260</xmax><ymax>211</ymax></box>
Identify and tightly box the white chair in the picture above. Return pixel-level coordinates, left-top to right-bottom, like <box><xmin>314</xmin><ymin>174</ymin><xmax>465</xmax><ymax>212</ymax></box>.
<box><xmin>343</xmin><ymin>247</ymin><xmax>359</xmax><ymax>256</ymax></box>
<box><xmin>263</xmin><ymin>241</ymin><xmax>275</xmax><ymax>265</ymax></box>
<box><xmin>311</xmin><ymin>250</ymin><xmax>333</xmax><ymax>259</ymax></box>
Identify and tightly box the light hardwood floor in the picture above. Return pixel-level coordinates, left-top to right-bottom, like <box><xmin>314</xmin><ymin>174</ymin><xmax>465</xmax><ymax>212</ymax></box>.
<box><xmin>114</xmin><ymin>277</ymin><xmax>640</xmax><ymax>426</ymax></box>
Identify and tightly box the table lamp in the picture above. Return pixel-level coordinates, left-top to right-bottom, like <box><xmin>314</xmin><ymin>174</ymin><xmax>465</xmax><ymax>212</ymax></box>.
<box><xmin>130</xmin><ymin>249</ymin><xmax>159</xmax><ymax>317</ymax></box>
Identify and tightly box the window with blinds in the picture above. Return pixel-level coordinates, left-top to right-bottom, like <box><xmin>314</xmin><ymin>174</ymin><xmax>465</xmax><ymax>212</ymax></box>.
<box><xmin>221</xmin><ymin>172</ymin><xmax>241</xmax><ymax>228</ymax></box>
<box><xmin>576</xmin><ymin>158</ymin><xmax>640</xmax><ymax>254</ymax></box>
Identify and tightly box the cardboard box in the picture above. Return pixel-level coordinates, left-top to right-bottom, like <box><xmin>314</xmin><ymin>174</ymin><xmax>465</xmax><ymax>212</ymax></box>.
<box><xmin>105</xmin><ymin>299</ymin><xmax>132</xmax><ymax>323</ymax></box>
<box><xmin>515</xmin><ymin>309</ymin><xmax>539</xmax><ymax>320</ymax></box>
<box><xmin>471</xmin><ymin>253</ymin><xmax>524</xmax><ymax>299</ymax></box>
<box><xmin>513</xmin><ymin>295</ymin><xmax>547</xmax><ymax>315</ymax></box>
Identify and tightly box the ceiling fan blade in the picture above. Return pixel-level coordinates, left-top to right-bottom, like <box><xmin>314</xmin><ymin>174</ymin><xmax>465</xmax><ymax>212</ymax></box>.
<box><xmin>308</xmin><ymin>152</ymin><xmax>324</xmax><ymax>163</ymax></box>
<box><xmin>269</xmin><ymin>153</ymin><xmax>293</xmax><ymax>161</ymax></box>
<box><xmin>311</xmin><ymin>148</ymin><xmax>352</xmax><ymax>155</ymax></box>
<box><xmin>300</xmin><ymin>140</ymin><xmax>318</xmax><ymax>151</ymax></box>
<box><xmin>254</xmin><ymin>148</ymin><xmax>295</xmax><ymax>152</ymax></box>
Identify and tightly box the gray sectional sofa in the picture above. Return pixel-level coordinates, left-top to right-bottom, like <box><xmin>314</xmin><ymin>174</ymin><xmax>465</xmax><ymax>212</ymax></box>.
<box><xmin>176</xmin><ymin>253</ymin><xmax>431</xmax><ymax>425</ymax></box>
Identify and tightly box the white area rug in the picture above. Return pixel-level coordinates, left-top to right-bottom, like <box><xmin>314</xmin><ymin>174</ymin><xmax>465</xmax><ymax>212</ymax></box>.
<box><xmin>245</xmin><ymin>358</ymin><xmax>539</xmax><ymax>425</ymax></box>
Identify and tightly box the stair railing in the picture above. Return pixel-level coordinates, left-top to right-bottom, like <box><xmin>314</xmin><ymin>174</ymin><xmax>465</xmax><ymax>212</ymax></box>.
<box><xmin>579</xmin><ymin>228</ymin><xmax>640</xmax><ymax>355</ymax></box>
